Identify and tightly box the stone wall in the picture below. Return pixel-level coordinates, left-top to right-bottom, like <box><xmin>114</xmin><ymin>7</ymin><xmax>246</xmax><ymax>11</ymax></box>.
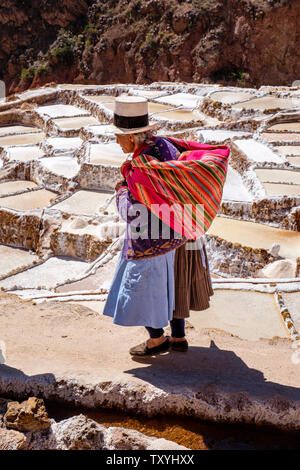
<box><xmin>0</xmin><ymin>159</ymin><xmax>77</xmax><ymax>195</ymax></box>
<box><xmin>221</xmin><ymin>197</ymin><xmax>300</xmax><ymax>231</ymax></box>
<box><xmin>205</xmin><ymin>234</ymin><xmax>278</xmax><ymax>277</ymax></box>
<box><xmin>0</xmin><ymin>208</ymin><xmax>41</xmax><ymax>250</ymax></box>
<box><xmin>75</xmin><ymin>163</ymin><xmax>119</xmax><ymax>191</ymax></box>
<box><xmin>50</xmin><ymin>230</ymin><xmax>111</xmax><ymax>262</ymax></box>
<box><xmin>294</xmin><ymin>207</ymin><xmax>300</xmax><ymax>232</ymax></box>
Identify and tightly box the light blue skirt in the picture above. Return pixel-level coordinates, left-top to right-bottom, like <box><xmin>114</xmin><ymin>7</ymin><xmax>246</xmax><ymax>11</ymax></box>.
<box><xmin>103</xmin><ymin>250</ymin><xmax>175</xmax><ymax>328</ymax></box>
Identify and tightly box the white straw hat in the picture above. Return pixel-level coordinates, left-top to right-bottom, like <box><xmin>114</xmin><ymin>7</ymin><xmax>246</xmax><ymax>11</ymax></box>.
<box><xmin>111</xmin><ymin>95</ymin><xmax>159</xmax><ymax>134</ymax></box>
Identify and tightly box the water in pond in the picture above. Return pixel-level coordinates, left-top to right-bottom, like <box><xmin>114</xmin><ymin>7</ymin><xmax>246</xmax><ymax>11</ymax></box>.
<box><xmin>59</xmin><ymin>84</ymin><xmax>102</xmax><ymax>90</ymax></box>
<box><xmin>7</xmin><ymin>145</ymin><xmax>44</xmax><ymax>162</ymax></box>
<box><xmin>86</xmin><ymin>95</ymin><xmax>115</xmax><ymax>103</ymax></box>
<box><xmin>53</xmin><ymin>116</ymin><xmax>101</xmax><ymax>130</ymax></box>
<box><xmin>0</xmin><ymin>188</ymin><xmax>56</xmax><ymax>211</ymax></box>
<box><xmin>89</xmin><ymin>142</ymin><xmax>125</xmax><ymax>165</ymax></box>
<box><xmin>254</xmin><ymin>168</ymin><xmax>300</xmax><ymax>184</ymax></box>
<box><xmin>53</xmin><ymin>190</ymin><xmax>116</xmax><ymax>216</ymax></box>
<box><xmin>154</xmin><ymin>110</ymin><xmax>202</xmax><ymax>122</ymax></box>
<box><xmin>0</xmin><ymin>125</ymin><xmax>40</xmax><ymax>136</ymax></box>
<box><xmin>268</xmin><ymin>122</ymin><xmax>300</xmax><ymax>132</ymax></box>
<box><xmin>288</xmin><ymin>156</ymin><xmax>300</xmax><ymax>166</ymax></box>
<box><xmin>0</xmin><ymin>180</ymin><xmax>38</xmax><ymax>195</ymax></box>
<box><xmin>208</xmin><ymin>217</ymin><xmax>300</xmax><ymax>258</ymax></box>
<box><xmin>0</xmin><ymin>133</ymin><xmax>45</xmax><ymax>146</ymax></box>
<box><xmin>209</xmin><ymin>91</ymin><xmax>253</xmax><ymax>104</ymax></box>
<box><xmin>274</xmin><ymin>145</ymin><xmax>300</xmax><ymax>156</ymax></box>
<box><xmin>261</xmin><ymin>132</ymin><xmax>300</xmax><ymax>142</ymax></box>
<box><xmin>233</xmin><ymin>97</ymin><xmax>300</xmax><ymax>110</ymax></box>
<box><xmin>148</xmin><ymin>103</ymin><xmax>175</xmax><ymax>113</ymax></box>
<box><xmin>45</xmin><ymin>401</ymin><xmax>300</xmax><ymax>450</ymax></box>
<box><xmin>0</xmin><ymin>245</ymin><xmax>38</xmax><ymax>277</ymax></box>
<box><xmin>261</xmin><ymin>182</ymin><xmax>300</xmax><ymax>197</ymax></box>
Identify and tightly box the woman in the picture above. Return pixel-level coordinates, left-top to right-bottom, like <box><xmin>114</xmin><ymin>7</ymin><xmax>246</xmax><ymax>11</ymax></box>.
<box><xmin>103</xmin><ymin>96</ymin><xmax>228</xmax><ymax>356</ymax></box>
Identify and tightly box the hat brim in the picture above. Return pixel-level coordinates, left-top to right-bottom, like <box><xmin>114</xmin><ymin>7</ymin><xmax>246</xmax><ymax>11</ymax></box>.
<box><xmin>110</xmin><ymin>121</ymin><xmax>160</xmax><ymax>135</ymax></box>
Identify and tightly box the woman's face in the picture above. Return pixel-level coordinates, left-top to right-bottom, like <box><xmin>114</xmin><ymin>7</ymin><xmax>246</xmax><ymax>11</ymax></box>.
<box><xmin>115</xmin><ymin>134</ymin><xmax>135</xmax><ymax>154</ymax></box>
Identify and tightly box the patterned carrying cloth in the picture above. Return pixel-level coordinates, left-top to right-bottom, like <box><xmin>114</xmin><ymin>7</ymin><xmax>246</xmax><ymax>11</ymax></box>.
<box><xmin>123</xmin><ymin>137</ymin><xmax>230</xmax><ymax>239</ymax></box>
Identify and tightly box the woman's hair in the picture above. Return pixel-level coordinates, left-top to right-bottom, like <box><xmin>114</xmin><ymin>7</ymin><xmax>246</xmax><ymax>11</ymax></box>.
<box><xmin>132</xmin><ymin>131</ymin><xmax>155</xmax><ymax>146</ymax></box>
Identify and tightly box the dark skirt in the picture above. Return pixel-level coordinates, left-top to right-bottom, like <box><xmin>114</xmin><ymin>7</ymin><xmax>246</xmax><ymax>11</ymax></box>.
<box><xmin>173</xmin><ymin>240</ymin><xmax>214</xmax><ymax>319</ymax></box>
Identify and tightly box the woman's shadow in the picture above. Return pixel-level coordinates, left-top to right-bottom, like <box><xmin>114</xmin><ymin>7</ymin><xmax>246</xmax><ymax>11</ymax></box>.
<box><xmin>125</xmin><ymin>340</ymin><xmax>300</xmax><ymax>402</ymax></box>
<box><xmin>0</xmin><ymin>362</ymin><xmax>56</xmax><ymax>397</ymax></box>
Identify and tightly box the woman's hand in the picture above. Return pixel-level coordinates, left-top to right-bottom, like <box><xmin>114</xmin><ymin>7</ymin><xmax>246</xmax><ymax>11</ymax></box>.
<box><xmin>115</xmin><ymin>180</ymin><xmax>127</xmax><ymax>192</ymax></box>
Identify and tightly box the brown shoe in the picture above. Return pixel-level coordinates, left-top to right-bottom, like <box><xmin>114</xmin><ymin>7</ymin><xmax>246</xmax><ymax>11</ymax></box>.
<box><xmin>129</xmin><ymin>338</ymin><xmax>170</xmax><ymax>356</ymax></box>
<box><xmin>170</xmin><ymin>339</ymin><xmax>188</xmax><ymax>352</ymax></box>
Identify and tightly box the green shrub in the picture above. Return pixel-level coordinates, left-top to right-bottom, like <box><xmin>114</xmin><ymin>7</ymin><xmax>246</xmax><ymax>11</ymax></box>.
<box><xmin>36</xmin><ymin>64</ymin><xmax>50</xmax><ymax>76</ymax></box>
<box><xmin>83</xmin><ymin>24</ymin><xmax>97</xmax><ymax>33</ymax></box>
<box><xmin>52</xmin><ymin>45</ymin><xmax>74</xmax><ymax>65</ymax></box>
<box><xmin>20</xmin><ymin>66</ymin><xmax>35</xmax><ymax>80</ymax></box>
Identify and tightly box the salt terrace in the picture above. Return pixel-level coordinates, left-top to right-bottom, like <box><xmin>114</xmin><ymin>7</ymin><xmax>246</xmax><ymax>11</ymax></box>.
<box><xmin>0</xmin><ymin>82</ymin><xmax>300</xmax><ymax>432</ymax></box>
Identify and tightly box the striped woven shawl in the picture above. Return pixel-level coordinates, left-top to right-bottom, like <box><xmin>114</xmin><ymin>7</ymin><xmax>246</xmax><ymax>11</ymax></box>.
<box><xmin>125</xmin><ymin>138</ymin><xmax>230</xmax><ymax>239</ymax></box>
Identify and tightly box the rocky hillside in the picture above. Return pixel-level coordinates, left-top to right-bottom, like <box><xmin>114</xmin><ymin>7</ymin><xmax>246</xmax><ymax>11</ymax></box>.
<box><xmin>1</xmin><ymin>0</ymin><xmax>299</xmax><ymax>94</ymax></box>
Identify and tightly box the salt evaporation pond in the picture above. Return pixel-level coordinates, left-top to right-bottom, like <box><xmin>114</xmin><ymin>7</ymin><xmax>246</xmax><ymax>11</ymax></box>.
<box><xmin>274</xmin><ymin>145</ymin><xmax>300</xmax><ymax>156</ymax></box>
<box><xmin>53</xmin><ymin>116</ymin><xmax>101</xmax><ymax>130</ymax></box>
<box><xmin>0</xmin><ymin>188</ymin><xmax>56</xmax><ymax>210</ymax></box>
<box><xmin>56</xmin><ymin>253</ymin><xmax>119</xmax><ymax>293</ymax></box>
<box><xmin>40</xmin><ymin>156</ymin><xmax>80</xmax><ymax>177</ymax></box>
<box><xmin>148</xmin><ymin>103</ymin><xmax>176</xmax><ymax>113</ymax></box>
<box><xmin>261</xmin><ymin>182</ymin><xmax>300</xmax><ymax>197</ymax></box>
<box><xmin>155</xmin><ymin>92</ymin><xmax>200</xmax><ymax>108</ymax></box>
<box><xmin>18</xmin><ymin>88</ymin><xmax>56</xmax><ymax>99</ymax></box>
<box><xmin>255</xmin><ymin>168</ymin><xmax>300</xmax><ymax>185</ymax></box>
<box><xmin>0</xmin><ymin>180</ymin><xmax>38</xmax><ymax>195</ymax></box>
<box><xmin>234</xmin><ymin>139</ymin><xmax>284</xmax><ymax>163</ymax></box>
<box><xmin>0</xmin><ymin>125</ymin><xmax>41</xmax><ymax>136</ymax></box>
<box><xmin>37</xmin><ymin>104</ymin><xmax>90</xmax><ymax>118</ymax></box>
<box><xmin>208</xmin><ymin>217</ymin><xmax>300</xmax><ymax>258</ymax></box>
<box><xmin>0</xmin><ymin>256</ymin><xmax>89</xmax><ymax>290</ymax></box>
<box><xmin>233</xmin><ymin>97</ymin><xmax>300</xmax><ymax>110</ymax></box>
<box><xmin>222</xmin><ymin>166</ymin><xmax>253</xmax><ymax>202</ymax></box>
<box><xmin>209</xmin><ymin>91</ymin><xmax>254</xmax><ymax>104</ymax></box>
<box><xmin>43</xmin><ymin>137</ymin><xmax>83</xmax><ymax>152</ymax></box>
<box><xmin>85</xmin><ymin>95</ymin><xmax>115</xmax><ymax>103</ymax></box>
<box><xmin>58</xmin><ymin>84</ymin><xmax>103</xmax><ymax>90</ymax></box>
<box><xmin>6</xmin><ymin>145</ymin><xmax>44</xmax><ymax>162</ymax></box>
<box><xmin>85</xmin><ymin>124</ymin><xmax>117</xmax><ymax>137</ymax></box>
<box><xmin>154</xmin><ymin>109</ymin><xmax>202</xmax><ymax>122</ymax></box>
<box><xmin>52</xmin><ymin>190</ymin><xmax>116</xmax><ymax>216</ymax></box>
<box><xmin>0</xmin><ymin>132</ymin><xmax>45</xmax><ymax>146</ymax></box>
<box><xmin>198</xmin><ymin>129</ymin><xmax>250</xmax><ymax>143</ymax></box>
<box><xmin>131</xmin><ymin>89</ymin><xmax>169</xmax><ymax>99</ymax></box>
<box><xmin>190</xmin><ymin>290</ymin><xmax>287</xmax><ymax>341</ymax></box>
<box><xmin>89</xmin><ymin>142</ymin><xmax>125</xmax><ymax>165</ymax></box>
<box><xmin>0</xmin><ymin>245</ymin><xmax>38</xmax><ymax>277</ymax></box>
<box><xmin>100</xmin><ymin>102</ymin><xmax>115</xmax><ymax>112</ymax></box>
<box><xmin>267</xmin><ymin>122</ymin><xmax>300</xmax><ymax>132</ymax></box>
<box><xmin>287</xmin><ymin>156</ymin><xmax>300</xmax><ymax>166</ymax></box>
<box><xmin>261</xmin><ymin>132</ymin><xmax>300</xmax><ymax>142</ymax></box>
